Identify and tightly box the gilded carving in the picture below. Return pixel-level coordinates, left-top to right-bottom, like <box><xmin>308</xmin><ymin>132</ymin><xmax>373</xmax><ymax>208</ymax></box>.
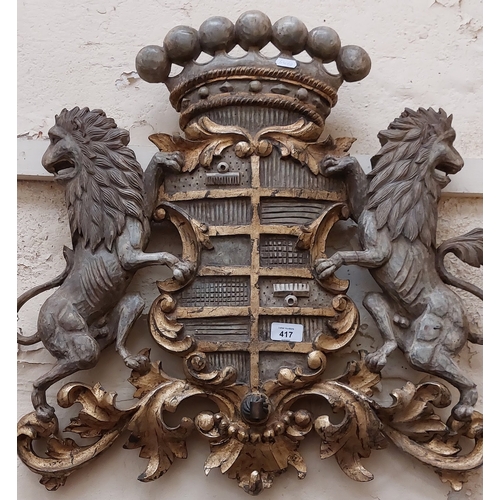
<box><xmin>17</xmin><ymin>11</ymin><xmax>482</xmax><ymax>496</ymax></box>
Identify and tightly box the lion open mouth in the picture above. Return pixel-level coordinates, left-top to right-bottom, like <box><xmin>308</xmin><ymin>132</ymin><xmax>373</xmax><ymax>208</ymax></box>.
<box><xmin>437</xmin><ymin>161</ymin><xmax>462</xmax><ymax>176</ymax></box>
<box><xmin>50</xmin><ymin>159</ymin><xmax>76</xmax><ymax>180</ymax></box>
<box><xmin>434</xmin><ymin>167</ymin><xmax>450</xmax><ymax>182</ymax></box>
<box><xmin>434</xmin><ymin>159</ymin><xmax>462</xmax><ymax>187</ymax></box>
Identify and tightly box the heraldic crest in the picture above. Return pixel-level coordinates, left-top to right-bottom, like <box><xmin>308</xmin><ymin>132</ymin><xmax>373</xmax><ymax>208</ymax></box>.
<box><xmin>17</xmin><ymin>11</ymin><xmax>483</xmax><ymax>495</ymax></box>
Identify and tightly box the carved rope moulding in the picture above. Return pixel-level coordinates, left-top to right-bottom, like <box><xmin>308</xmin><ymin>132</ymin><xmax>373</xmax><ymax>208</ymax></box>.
<box><xmin>17</xmin><ymin>11</ymin><xmax>483</xmax><ymax>496</ymax></box>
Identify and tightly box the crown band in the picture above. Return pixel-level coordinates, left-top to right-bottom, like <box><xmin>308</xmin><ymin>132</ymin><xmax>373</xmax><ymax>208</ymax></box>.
<box><xmin>169</xmin><ymin>65</ymin><xmax>340</xmax><ymax>110</ymax></box>
<box><xmin>179</xmin><ymin>93</ymin><xmax>327</xmax><ymax>130</ymax></box>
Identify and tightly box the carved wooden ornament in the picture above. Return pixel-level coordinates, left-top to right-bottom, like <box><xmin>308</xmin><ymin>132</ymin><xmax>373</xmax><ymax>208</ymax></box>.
<box><xmin>17</xmin><ymin>12</ymin><xmax>483</xmax><ymax>496</ymax></box>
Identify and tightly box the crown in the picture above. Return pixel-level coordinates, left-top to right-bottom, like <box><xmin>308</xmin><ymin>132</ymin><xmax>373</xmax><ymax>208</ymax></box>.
<box><xmin>136</xmin><ymin>11</ymin><xmax>371</xmax><ymax>134</ymax></box>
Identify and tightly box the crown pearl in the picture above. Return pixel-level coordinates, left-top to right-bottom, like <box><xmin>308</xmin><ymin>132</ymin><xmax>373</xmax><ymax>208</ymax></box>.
<box><xmin>272</xmin><ymin>16</ymin><xmax>308</xmax><ymax>55</ymax></box>
<box><xmin>336</xmin><ymin>45</ymin><xmax>371</xmax><ymax>82</ymax></box>
<box><xmin>198</xmin><ymin>86</ymin><xmax>209</xmax><ymax>99</ymax></box>
<box><xmin>235</xmin><ymin>11</ymin><xmax>272</xmax><ymax>51</ymax></box>
<box><xmin>164</xmin><ymin>26</ymin><xmax>201</xmax><ymax>65</ymax></box>
<box><xmin>296</xmin><ymin>88</ymin><xmax>308</xmax><ymax>101</ymax></box>
<box><xmin>199</xmin><ymin>16</ymin><xmax>236</xmax><ymax>55</ymax></box>
<box><xmin>135</xmin><ymin>45</ymin><xmax>171</xmax><ymax>83</ymax></box>
<box><xmin>306</xmin><ymin>26</ymin><xmax>341</xmax><ymax>63</ymax></box>
<box><xmin>249</xmin><ymin>80</ymin><xmax>262</xmax><ymax>93</ymax></box>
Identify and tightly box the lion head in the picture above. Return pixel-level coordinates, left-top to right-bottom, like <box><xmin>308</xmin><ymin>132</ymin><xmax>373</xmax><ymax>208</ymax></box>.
<box><xmin>42</xmin><ymin>107</ymin><xmax>145</xmax><ymax>252</ymax></box>
<box><xmin>366</xmin><ymin>107</ymin><xmax>463</xmax><ymax>247</ymax></box>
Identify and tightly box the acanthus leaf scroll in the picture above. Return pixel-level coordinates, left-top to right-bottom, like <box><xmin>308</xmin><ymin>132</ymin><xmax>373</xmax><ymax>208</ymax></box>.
<box><xmin>17</xmin><ymin>11</ymin><xmax>482</xmax><ymax>496</ymax></box>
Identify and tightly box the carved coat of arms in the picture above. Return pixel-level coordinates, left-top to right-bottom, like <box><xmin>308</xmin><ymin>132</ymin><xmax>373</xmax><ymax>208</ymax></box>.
<box><xmin>17</xmin><ymin>12</ymin><xmax>482</xmax><ymax>496</ymax></box>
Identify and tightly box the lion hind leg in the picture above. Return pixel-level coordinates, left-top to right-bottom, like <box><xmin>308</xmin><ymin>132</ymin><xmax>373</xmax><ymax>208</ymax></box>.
<box><xmin>32</xmin><ymin>333</ymin><xmax>101</xmax><ymax>422</ymax></box>
<box><xmin>406</xmin><ymin>343</ymin><xmax>477</xmax><ymax>421</ymax></box>
<box><xmin>104</xmin><ymin>293</ymin><xmax>148</xmax><ymax>373</ymax></box>
<box><xmin>363</xmin><ymin>292</ymin><xmax>399</xmax><ymax>372</ymax></box>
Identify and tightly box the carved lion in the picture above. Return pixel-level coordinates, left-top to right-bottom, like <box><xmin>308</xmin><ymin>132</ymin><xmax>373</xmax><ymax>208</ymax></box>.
<box><xmin>17</xmin><ymin>107</ymin><xmax>193</xmax><ymax>421</ymax></box>
<box><xmin>316</xmin><ymin>107</ymin><xmax>483</xmax><ymax>421</ymax></box>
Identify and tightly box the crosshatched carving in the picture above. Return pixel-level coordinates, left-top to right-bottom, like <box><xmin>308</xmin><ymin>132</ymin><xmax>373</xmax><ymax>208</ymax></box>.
<box><xmin>17</xmin><ymin>11</ymin><xmax>482</xmax><ymax>496</ymax></box>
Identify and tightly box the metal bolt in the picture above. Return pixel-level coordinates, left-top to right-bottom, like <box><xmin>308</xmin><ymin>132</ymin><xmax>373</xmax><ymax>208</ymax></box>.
<box><xmin>217</xmin><ymin>161</ymin><xmax>230</xmax><ymax>173</ymax></box>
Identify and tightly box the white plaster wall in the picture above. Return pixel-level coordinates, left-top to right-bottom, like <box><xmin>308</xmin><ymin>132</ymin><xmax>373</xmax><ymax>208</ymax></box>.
<box><xmin>17</xmin><ymin>0</ymin><xmax>483</xmax><ymax>499</ymax></box>
<box><xmin>18</xmin><ymin>0</ymin><xmax>482</xmax><ymax>157</ymax></box>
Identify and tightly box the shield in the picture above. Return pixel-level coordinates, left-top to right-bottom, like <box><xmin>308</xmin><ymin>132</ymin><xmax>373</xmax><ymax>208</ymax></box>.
<box><xmin>148</xmin><ymin>106</ymin><xmax>360</xmax><ymax>421</ymax></box>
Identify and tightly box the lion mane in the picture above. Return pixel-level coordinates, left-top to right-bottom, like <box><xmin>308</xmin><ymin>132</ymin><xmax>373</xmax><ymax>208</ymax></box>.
<box><xmin>55</xmin><ymin>107</ymin><xmax>145</xmax><ymax>252</ymax></box>
<box><xmin>366</xmin><ymin>107</ymin><xmax>454</xmax><ymax>248</ymax></box>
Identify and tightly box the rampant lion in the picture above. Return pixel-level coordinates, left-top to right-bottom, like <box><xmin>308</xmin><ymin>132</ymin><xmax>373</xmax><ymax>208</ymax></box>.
<box><xmin>17</xmin><ymin>107</ymin><xmax>192</xmax><ymax>421</ymax></box>
<box><xmin>315</xmin><ymin>107</ymin><xmax>483</xmax><ymax>421</ymax></box>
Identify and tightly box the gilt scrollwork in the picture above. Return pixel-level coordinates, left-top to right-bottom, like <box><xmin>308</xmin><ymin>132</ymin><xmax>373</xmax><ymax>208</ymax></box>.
<box><xmin>18</xmin><ymin>351</ymin><xmax>482</xmax><ymax>493</ymax></box>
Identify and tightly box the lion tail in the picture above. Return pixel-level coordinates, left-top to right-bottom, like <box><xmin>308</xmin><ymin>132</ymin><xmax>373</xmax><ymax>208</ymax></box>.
<box><xmin>436</xmin><ymin>228</ymin><xmax>483</xmax><ymax>301</ymax></box>
<box><xmin>17</xmin><ymin>246</ymin><xmax>74</xmax><ymax>345</ymax></box>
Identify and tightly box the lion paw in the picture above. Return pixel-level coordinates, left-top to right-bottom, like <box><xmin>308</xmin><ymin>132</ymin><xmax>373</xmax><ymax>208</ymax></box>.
<box><xmin>365</xmin><ymin>343</ymin><xmax>397</xmax><ymax>373</ymax></box>
<box><xmin>452</xmin><ymin>387</ymin><xmax>478</xmax><ymax>421</ymax></box>
<box><xmin>153</xmin><ymin>151</ymin><xmax>184</xmax><ymax>172</ymax></box>
<box><xmin>124</xmin><ymin>354</ymin><xmax>150</xmax><ymax>375</ymax></box>
<box><xmin>172</xmin><ymin>260</ymin><xmax>195</xmax><ymax>284</ymax></box>
<box><xmin>364</xmin><ymin>352</ymin><xmax>388</xmax><ymax>373</ymax></box>
<box><xmin>315</xmin><ymin>255</ymin><xmax>343</xmax><ymax>280</ymax></box>
<box><xmin>452</xmin><ymin>403</ymin><xmax>475</xmax><ymax>422</ymax></box>
<box><xmin>320</xmin><ymin>155</ymin><xmax>356</xmax><ymax>177</ymax></box>
<box><xmin>36</xmin><ymin>404</ymin><xmax>56</xmax><ymax>423</ymax></box>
